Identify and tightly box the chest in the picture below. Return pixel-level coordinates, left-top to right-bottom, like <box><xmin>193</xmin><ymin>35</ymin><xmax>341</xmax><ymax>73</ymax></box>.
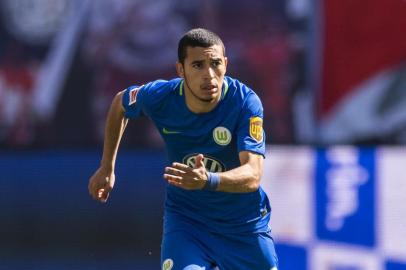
<box><xmin>152</xmin><ymin>99</ymin><xmax>241</xmax><ymax>153</ymax></box>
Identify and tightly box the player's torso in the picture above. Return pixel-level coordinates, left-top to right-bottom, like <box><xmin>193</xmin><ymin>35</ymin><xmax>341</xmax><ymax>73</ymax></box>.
<box><xmin>148</xmin><ymin>78</ymin><xmax>242</xmax><ymax>172</ymax></box>
<box><xmin>139</xmin><ymin>77</ymin><xmax>270</xmax><ymax>234</ymax></box>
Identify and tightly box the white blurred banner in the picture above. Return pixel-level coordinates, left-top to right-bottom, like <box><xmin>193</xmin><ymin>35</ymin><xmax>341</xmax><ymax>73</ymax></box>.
<box><xmin>262</xmin><ymin>146</ymin><xmax>406</xmax><ymax>270</ymax></box>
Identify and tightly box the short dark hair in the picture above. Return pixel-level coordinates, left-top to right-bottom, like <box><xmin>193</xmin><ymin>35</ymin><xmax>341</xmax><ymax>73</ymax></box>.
<box><xmin>178</xmin><ymin>28</ymin><xmax>225</xmax><ymax>64</ymax></box>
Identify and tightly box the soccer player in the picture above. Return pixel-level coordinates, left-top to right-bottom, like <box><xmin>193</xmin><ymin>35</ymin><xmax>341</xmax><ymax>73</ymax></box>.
<box><xmin>88</xmin><ymin>28</ymin><xmax>278</xmax><ymax>270</ymax></box>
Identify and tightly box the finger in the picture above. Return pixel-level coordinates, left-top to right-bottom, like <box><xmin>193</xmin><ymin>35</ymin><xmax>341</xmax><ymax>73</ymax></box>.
<box><xmin>172</xmin><ymin>162</ymin><xmax>191</xmax><ymax>171</ymax></box>
<box><xmin>97</xmin><ymin>188</ymin><xmax>105</xmax><ymax>196</ymax></box>
<box><xmin>90</xmin><ymin>183</ymin><xmax>103</xmax><ymax>199</ymax></box>
<box><xmin>165</xmin><ymin>167</ymin><xmax>185</xmax><ymax>176</ymax></box>
<box><xmin>168</xmin><ymin>179</ymin><xmax>183</xmax><ymax>188</ymax></box>
<box><xmin>163</xmin><ymin>174</ymin><xmax>183</xmax><ymax>184</ymax></box>
<box><xmin>163</xmin><ymin>173</ymin><xmax>182</xmax><ymax>181</ymax></box>
<box><xmin>164</xmin><ymin>174</ymin><xmax>183</xmax><ymax>188</ymax></box>
<box><xmin>194</xmin><ymin>154</ymin><xmax>205</xmax><ymax>169</ymax></box>
<box><xmin>96</xmin><ymin>188</ymin><xmax>109</xmax><ymax>202</ymax></box>
<box><xmin>100</xmin><ymin>190</ymin><xmax>110</xmax><ymax>202</ymax></box>
<box><xmin>97</xmin><ymin>189</ymin><xmax>105</xmax><ymax>200</ymax></box>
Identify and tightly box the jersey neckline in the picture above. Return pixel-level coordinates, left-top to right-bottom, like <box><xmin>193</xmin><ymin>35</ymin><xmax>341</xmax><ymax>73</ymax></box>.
<box><xmin>177</xmin><ymin>77</ymin><xmax>229</xmax><ymax>116</ymax></box>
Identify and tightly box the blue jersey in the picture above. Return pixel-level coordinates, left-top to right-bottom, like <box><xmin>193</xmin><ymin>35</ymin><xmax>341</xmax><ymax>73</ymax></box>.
<box><xmin>122</xmin><ymin>76</ymin><xmax>271</xmax><ymax>233</ymax></box>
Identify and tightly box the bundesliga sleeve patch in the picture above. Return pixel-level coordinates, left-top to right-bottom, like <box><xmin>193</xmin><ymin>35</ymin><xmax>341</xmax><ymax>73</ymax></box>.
<box><xmin>128</xmin><ymin>86</ymin><xmax>141</xmax><ymax>105</ymax></box>
<box><xmin>249</xmin><ymin>116</ymin><xmax>263</xmax><ymax>142</ymax></box>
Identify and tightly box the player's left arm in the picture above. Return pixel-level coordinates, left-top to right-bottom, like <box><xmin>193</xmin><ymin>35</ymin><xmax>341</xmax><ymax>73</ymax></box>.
<box><xmin>164</xmin><ymin>151</ymin><xmax>263</xmax><ymax>193</ymax></box>
<box><xmin>215</xmin><ymin>151</ymin><xmax>263</xmax><ymax>192</ymax></box>
<box><xmin>216</xmin><ymin>90</ymin><xmax>266</xmax><ymax>193</ymax></box>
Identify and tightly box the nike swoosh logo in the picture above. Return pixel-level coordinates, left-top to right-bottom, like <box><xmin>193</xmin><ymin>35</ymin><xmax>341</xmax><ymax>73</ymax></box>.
<box><xmin>162</xmin><ymin>128</ymin><xmax>181</xmax><ymax>134</ymax></box>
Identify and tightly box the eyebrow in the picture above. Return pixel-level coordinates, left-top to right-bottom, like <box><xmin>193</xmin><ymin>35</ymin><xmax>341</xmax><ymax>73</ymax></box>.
<box><xmin>211</xmin><ymin>57</ymin><xmax>222</xmax><ymax>62</ymax></box>
<box><xmin>191</xmin><ymin>58</ymin><xmax>222</xmax><ymax>65</ymax></box>
<box><xmin>191</xmin><ymin>60</ymin><xmax>205</xmax><ymax>65</ymax></box>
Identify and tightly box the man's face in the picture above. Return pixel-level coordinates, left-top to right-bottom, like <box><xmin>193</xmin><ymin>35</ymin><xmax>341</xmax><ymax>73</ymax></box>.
<box><xmin>176</xmin><ymin>45</ymin><xmax>227</xmax><ymax>103</ymax></box>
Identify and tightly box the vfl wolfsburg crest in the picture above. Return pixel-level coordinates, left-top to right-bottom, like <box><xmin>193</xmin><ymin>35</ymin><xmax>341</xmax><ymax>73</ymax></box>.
<box><xmin>213</xmin><ymin>126</ymin><xmax>232</xmax><ymax>146</ymax></box>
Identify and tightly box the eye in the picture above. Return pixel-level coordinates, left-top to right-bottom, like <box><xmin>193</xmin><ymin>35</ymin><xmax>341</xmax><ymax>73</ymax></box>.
<box><xmin>192</xmin><ymin>62</ymin><xmax>203</xmax><ymax>69</ymax></box>
<box><xmin>211</xmin><ymin>61</ymin><xmax>221</xmax><ymax>67</ymax></box>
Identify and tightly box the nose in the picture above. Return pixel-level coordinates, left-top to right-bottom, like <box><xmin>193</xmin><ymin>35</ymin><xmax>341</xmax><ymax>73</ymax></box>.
<box><xmin>204</xmin><ymin>67</ymin><xmax>215</xmax><ymax>79</ymax></box>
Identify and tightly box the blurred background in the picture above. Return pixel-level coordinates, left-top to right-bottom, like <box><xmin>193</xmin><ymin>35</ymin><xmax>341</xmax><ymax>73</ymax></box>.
<box><xmin>0</xmin><ymin>0</ymin><xmax>405</xmax><ymax>269</ymax></box>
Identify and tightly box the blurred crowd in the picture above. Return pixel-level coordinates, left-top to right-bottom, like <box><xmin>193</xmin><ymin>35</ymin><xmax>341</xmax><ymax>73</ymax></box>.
<box><xmin>0</xmin><ymin>0</ymin><xmax>305</xmax><ymax>149</ymax></box>
<box><xmin>1</xmin><ymin>0</ymin><xmax>405</xmax><ymax>149</ymax></box>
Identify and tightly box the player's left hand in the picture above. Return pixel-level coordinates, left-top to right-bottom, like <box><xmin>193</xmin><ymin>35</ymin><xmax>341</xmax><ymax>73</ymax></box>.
<box><xmin>163</xmin><ymin>154</ymin><xmax>207</xmax><ymax>190</ymax></box>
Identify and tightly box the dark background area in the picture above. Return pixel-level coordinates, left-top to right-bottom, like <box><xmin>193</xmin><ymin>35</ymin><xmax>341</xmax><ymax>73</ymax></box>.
<box><xmin>1</xmin><ymin>151</ymin><xmax>167</xmax><ymax>269</ymax></box>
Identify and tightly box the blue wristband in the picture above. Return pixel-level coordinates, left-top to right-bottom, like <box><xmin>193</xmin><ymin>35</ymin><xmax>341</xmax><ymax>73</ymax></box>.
<box><xmin>203</xmin><ymin>172</ymin><xmax>220</xmax><ymax>191</ymax></box>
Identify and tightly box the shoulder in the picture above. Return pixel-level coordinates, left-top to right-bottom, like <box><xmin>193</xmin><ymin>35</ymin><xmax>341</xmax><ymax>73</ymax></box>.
<box><xmin>124</xmin><ymin>78</ymin><xmax>182</xmax><ymax>107</ymax></box>
<box><xmin>224</xmin><ymin>76</ymin><xmax>263</xmax><ymax>110</ymax></box>
<box><xmin>138</xmin><ymin>78</ymin><xmax>181</xmax><ymax>97</ymax></box>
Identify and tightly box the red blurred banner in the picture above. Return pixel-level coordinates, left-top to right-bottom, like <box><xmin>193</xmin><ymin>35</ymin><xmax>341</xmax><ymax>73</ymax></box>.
<box><xmin>320</xmin><ymin>0</ymin><xmax>406</xmax><ymax>116</ymax></box>
<box><xmin>317</xmin><ymin>0</ymin><xmax>406</xmax><ymax>143</ymax></box>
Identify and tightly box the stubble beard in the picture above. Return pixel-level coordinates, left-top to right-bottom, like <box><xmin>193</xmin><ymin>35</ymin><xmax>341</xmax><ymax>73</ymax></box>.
<box><xmin>184</xmin><ymin>74</ymin><xmax>214</xmax><ymax>103</ymax></box>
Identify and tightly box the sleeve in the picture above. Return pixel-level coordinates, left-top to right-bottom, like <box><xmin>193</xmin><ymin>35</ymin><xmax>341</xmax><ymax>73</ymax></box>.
<box><xmin>236</xmin><ymin>92</ymin><xmax>266</xmax><ymax>157</ymax></box>
<box><xmin>121</xmin><ymin>84</ymin><xmax>146</xmax><ymax>119</ymax></box>
<box><xmin>121</xmin><ymin>80</ymin><xmax>168</xmax><ymax>119</ymax></box>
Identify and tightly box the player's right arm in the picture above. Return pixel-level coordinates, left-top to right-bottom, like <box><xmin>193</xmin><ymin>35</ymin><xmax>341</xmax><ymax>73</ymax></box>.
<box><xmin>88</xmin><ymin>91</ymin><xmax>128</xmax><ymax>203</ymax></box>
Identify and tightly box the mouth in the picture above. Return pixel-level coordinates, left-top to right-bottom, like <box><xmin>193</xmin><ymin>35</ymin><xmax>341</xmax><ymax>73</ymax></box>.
<box><xmin>201</xmin><ymin>84</ymin><xmax>218</xmax><ymax>93</ymax></box>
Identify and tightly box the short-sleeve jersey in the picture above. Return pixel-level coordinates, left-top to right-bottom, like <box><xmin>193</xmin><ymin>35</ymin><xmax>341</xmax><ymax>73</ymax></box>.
<box><xmin>122</xmin><ymin>76</ymin><xmax>271</xmax><ymax>233</ymax></box>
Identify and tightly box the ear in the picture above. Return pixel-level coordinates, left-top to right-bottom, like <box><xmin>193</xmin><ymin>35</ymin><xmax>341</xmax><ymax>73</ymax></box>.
<box><xmin>176</xmin><ymin>62</ymin><xmax>184</xmax><ymax>78</ymax></box>
<box><xmin>224</xmin><ymin>57</ymin><xmax>228</xmax><ymax>71</ymax></box>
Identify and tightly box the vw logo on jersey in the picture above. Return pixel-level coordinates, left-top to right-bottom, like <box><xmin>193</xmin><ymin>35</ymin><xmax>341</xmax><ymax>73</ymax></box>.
<box><xmin>183</xmin><ymin>153</ymin><xmax>226</xmax><ymax>172</ymax></box>
<box><xmin>213</xmin><ymin>126</ymin><xmax>232</xmax><ymax>146</ymax></box>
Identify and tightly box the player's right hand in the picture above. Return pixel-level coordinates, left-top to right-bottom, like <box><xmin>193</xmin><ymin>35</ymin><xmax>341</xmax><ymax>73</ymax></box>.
<box><xmin>88</xmin><ymin>167</ymin><xmax>115</xmax><ymax>203</ymax></box>
<box><xmin>164</xmin><ymin>154</ymin><xmax>208</xmax><ymax>190</ymax></box>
